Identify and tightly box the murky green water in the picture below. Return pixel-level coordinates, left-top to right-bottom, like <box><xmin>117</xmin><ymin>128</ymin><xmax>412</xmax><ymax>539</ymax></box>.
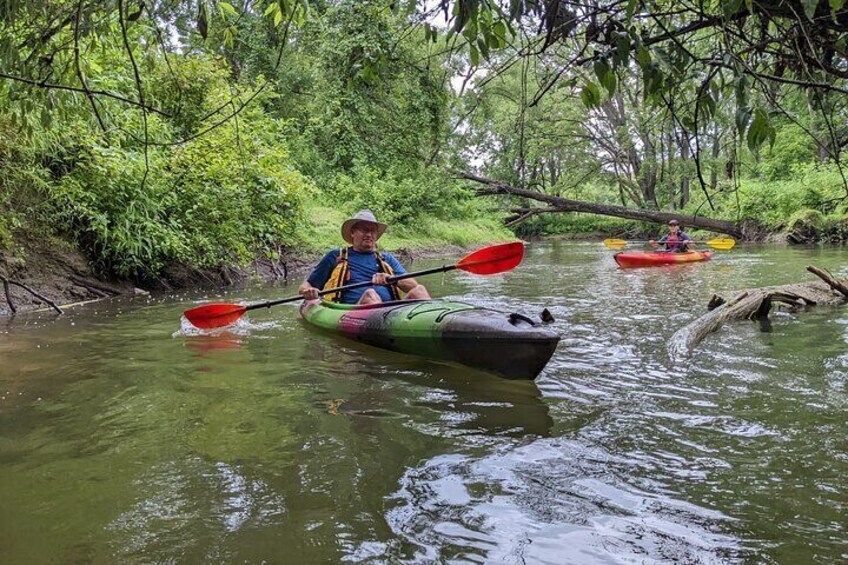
<box><xmin>1</xmin><ymin>241</ymin><xmax>846</xmax><ymax>563</ymax></box>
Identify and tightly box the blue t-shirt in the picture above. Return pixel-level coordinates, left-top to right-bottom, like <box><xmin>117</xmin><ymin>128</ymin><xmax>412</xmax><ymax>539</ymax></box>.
<box><xmin>307</xmin><ymin>248</ymin><xmax>407</xmax><ymax>304</ymax></box>
<box><xmin>657</xmin><ymin>230</ymin><xmax>693</xmax><ymax>251</ymax></box>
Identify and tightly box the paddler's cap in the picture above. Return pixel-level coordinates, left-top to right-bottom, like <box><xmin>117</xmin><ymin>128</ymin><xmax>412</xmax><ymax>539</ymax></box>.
<box><xmin>668</xmin><ymin>219</ymin><xmax>679</xmax><ymax>226</ymax></box>
<box><xmin>341</xmin><ymin>209</ymin><xmax>387</xmax><ymax>244</ymax></box>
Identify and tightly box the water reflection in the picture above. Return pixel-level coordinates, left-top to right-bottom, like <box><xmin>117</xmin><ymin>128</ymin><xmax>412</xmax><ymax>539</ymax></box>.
<box><xmin>381</xmin><ymin>438</ymin><xmax>743</xmax><ymax>564</ymax></box>
<box><xmin>2</xmin><ymin>242</ymin><xmax>847</xmax><ymax>563</ymax></box>
<box><xmin>305</xmin><ymin>338</ymin><xmax>554</xmax><ymax>438</ymax></box>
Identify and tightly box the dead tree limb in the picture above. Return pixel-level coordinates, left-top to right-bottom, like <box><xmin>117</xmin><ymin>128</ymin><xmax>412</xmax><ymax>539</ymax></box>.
<box><xmin>669</xmin><ymin>265</ymin><xmax>848</xmax><ymax>358</ymax></box>
<box><xmin>458</xmin><ymin>171</ymin><xmax>758</xmax><ymax>239</ymax></box>
<box><xmin>2</xmin><ymin>278</ymin><xmax>16</xmax><ymax>313</ymax></box>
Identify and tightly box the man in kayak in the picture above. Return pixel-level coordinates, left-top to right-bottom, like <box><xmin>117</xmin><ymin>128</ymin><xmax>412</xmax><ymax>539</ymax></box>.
<box><xmin>649</xmin><ymin>219</ymin><xmax>695</xmax><ymax>252</ymax></box>
<box><xmin>297</xmin><ymin>209</ymin><xmax>430</xmax><ymax>305</ymax></box>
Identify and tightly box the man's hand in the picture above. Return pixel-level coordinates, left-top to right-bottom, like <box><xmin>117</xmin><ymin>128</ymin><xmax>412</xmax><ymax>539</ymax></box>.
<box><xmin>371</xmin><ymin>273</ymin><xmax>391</xmax><ymax>285</ymax></box>
<box><xmin>298</xmin><ymin>282</ymin><xmax>320</xmax><ymax>300</ymax></box>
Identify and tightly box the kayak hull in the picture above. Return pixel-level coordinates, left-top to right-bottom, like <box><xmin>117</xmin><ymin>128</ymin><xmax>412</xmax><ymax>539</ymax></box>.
<box><xmin>614</xmin><ymin>250</ymin><xmax>712</xmax><ymax>268</ymax></box>
<box><xmin>299</xmin><ymin>299</ymin><xmax>560</xmax><ymax>380</ymax></box>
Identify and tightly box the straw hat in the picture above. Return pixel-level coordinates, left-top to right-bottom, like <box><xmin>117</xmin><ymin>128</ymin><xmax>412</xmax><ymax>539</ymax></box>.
<box><xmin>341</xmin><ymin>209</ymin><xmax>387</xmax><ymax>244</ymax></box>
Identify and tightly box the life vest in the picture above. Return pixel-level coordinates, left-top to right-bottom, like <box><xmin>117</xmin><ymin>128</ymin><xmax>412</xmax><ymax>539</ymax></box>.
<box><xmin>665</xmin><ymin>233</ymin><xmax>680</xmax><ymax>250</ymax></box>
<box><xmin>322</xmin><ymin>247</ymin><xmax>401</xmax><ymax>302</ymax></box>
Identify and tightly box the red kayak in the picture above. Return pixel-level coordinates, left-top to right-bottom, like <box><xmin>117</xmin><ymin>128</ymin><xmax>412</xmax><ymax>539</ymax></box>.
<box><xmin>614</xmin><ymin>250</ymin><xmax>712</xmax><ymax>268</ymax></box>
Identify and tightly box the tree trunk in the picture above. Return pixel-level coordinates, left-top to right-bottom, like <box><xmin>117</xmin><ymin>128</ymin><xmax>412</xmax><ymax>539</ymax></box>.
<box><xmin>461</xmin><ymin>172</ymin><xmax>751</xmax><ymax>238</ymax></box>
<box><xmin>679</xmin><ymin>130</ymin><xmax>690</xmax><ymax>208</ymax></box>
<box><xmin>710</xmin><ymin>127</ymin><xmax>721</xmax><ymax>190</ymax></box>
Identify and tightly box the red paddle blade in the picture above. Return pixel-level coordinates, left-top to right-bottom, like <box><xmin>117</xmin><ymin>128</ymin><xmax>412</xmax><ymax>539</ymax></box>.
<box><xmin>184</xmin><ymin>303</ymin><xmax>248</xmax><ymax>329</ymax></box>
<box><xmin>456</xmin><ymin>241</ymin><xmax>524</xmax><ymax>275</ymax></box>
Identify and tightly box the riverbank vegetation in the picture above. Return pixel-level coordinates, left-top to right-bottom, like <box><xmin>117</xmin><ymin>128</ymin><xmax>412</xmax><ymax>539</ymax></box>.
<box><xmin>1</xmin><ymin>1</ymin><xmax>847</xmax><ymax>286</ymax></box>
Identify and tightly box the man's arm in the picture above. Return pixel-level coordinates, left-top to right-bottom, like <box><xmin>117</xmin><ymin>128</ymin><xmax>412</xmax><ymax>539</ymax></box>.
<box><xmin>298</xmin><ymin>281</ymin><xmax>319</xmax><ymax>300</ymax></box>
<box><xmin>299</xmin><ymin>251</ymin><xmax>337</xmax><ymax>299</ymax></box>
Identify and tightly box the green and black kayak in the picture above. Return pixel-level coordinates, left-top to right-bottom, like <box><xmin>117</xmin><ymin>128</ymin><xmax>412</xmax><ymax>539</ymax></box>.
<box><xmin>299</xmin><ymin>299</ymin><xmax>560</xmax><ymax>380</ymax></box>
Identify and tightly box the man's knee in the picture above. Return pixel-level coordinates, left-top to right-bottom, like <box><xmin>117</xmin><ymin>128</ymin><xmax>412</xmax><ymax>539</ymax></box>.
<box><xmin>358</xmin><ymin>289</ymin><xmax>383</xmax><ymax>305</ymax></box>
<box><xmin>406</xmin><ymin>284</ymin><xmax>430</xmax><ymax>299</ymax></box>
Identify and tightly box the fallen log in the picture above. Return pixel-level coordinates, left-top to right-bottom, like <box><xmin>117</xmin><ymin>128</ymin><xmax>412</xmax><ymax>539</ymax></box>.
<box><xmin>457</xmin><ymin>171</ymin><xmax>762</xmax><ymax>239</ymax></box>
<box><xmin>668</xmin><ymin>265</ymin><xmax>848</xmax><ymax>359</ymax></box>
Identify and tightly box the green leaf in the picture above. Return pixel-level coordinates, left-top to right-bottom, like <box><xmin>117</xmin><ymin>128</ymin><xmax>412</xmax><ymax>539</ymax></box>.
<box><xmin>223</xmin><ymin>26</ymin><xmax>235</xmax><ymax>48</ymax></box>
<box><xmin>594</xmin><ymin>59</ymin><xmax>616</xmax><ymax>95</ymax></box>
<box><xmin>721</xmin><ymin>0</ymin><xmax>743</xmax><ymax>19</ymax></box>
<box><xmin>493</xmin><ymin>21</ymin><xmax>508</xmax><ymax>48</ymax></box>
<box><xmin>127</xmin><ymin>1</ymin><xmax>144</xmax><ymax>22</ymax></box>
<box><xmin>469</xmin><ymin>42</ymin><xmax>479</xmax><ymax>66</ymax></box>
<box><xmin>197</xmin><ymin>2</ymin><xmax>208</xmax><ymax>39</ymax></box>
<box><xmin>509</xmin><ymin>0</ymin><xmax>523</xmax><ymax>20</ymax></box>
<box><xmin>735</xmin><ymin>107</ymin><xmax>751</xmax><ymax>135</ymax></box>
<box><xmin>581</xmin><ymin>82</ymin><xmax>601</xmax><ymax>109</ymax></box>
<box><xmin>220</xmin><ymin>1</ymin><xmax>237</xmax><ymax>17</ymax></box>
<box><xmin>830</xmin><ymin>0</ymin><xmax>846</xmax><ymax>10</ymax></box>
<box><xmin>635</xmin><ymin>44</ymin><xmax>652</xmax><ymax>67</ymax></box>
<box><xmin>642</xmin><ymin>63</ymin><xmax>664</xmax><ymax>95</ymax></box>
<box><xmin>479</xmin><ymin>37</ymin><xmax>491</xmax><ymax>59</ymax></box>
<box><xmin>614</xmin><ymin>33</ymin><xmax>630</xmax><ymax>67</ymax></box>
<box><xmin>747</xmin><ymin>108</ymin><xmax>775</xmax><ymax>151</ymax></box>
<box><xmin>625</xmin><ymin>0</ymin><xmax>638</xmax><ymax>20</ymax></box>
<box><xmin>801</xmin><ymin>0</ymin><xmax>819</xmax><ymax>19</ymax></box>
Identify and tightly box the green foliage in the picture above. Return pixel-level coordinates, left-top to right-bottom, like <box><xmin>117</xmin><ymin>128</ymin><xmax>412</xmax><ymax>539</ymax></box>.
<box><xmin>287</xmin><ymin>1</ymin><xmax>449</xmax><ymax>174</ymax></box>
<box><xmin>305</xmin><ymin>204</ymin><xmax>512</xmax><ymax>251</ymax></box>
<box><xmin>326</xmin><ymin>165</ymin><xmax>469</xmax><ymax>226</ymax></box>
<box><xmin>759</xmin><ymin>123</ymin><xmax>819</xmax><ymax>181</ymax></box>
<box><xmin>700</xmin><ymin>163</ymin><xmax>848</xmax><ymax>229</ymax></box>
<box><xmin>48</xmin><ymin>145</ymin><xmax>180</xmax><ymax>275</ymax></box>
<box><xmin>165</xmin><ymin>119</ymin><xmax>310</xmax><ymax>270</ymax></box>
<box><xmin>0</xmin><ymin>45</ymin><xmax>311</xmax><ymax>278</ymax></box>
<box><xmin>45</xmin><ymin>109</ymin><xmax>309</xmax><ymax>277</ymax></box>
<box><xmin>514</xmin><ymin>213</ymin><xmax>638</xmax><ymax>239</ymax></box>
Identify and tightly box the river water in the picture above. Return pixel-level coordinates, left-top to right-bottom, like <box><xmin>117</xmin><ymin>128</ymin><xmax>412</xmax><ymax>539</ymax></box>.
<box><xmin>1</xmin><ymin>241</ymin><xmax>846</xmax><ymax>564</ymax></box>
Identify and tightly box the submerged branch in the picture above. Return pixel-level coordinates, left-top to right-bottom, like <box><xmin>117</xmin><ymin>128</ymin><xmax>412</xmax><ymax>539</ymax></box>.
<box><xmin>668</xmin><ymin>265</ymin><xmax>848</xmax><ymax>358</ymax></box>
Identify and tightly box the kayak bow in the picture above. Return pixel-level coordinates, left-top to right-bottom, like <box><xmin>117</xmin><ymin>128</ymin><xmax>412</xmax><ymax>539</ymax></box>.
<box><xmin>299</xmin><ymin>299</ymin><xmax>560</xmax><ymax>380</ymax></box>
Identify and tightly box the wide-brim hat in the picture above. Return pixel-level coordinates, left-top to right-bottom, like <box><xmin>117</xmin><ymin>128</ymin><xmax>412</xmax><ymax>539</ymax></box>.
<box><xmin>341</xmin><ymin>209</ymin><xmax>388</xmax><ymax>244</ymax></box>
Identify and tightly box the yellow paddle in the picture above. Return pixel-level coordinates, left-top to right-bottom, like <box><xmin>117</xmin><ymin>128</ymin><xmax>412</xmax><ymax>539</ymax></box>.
<box><xmin>603</xmin><ymin>237</ymin><xmax>736</xmax><ymax>250</ymax></box>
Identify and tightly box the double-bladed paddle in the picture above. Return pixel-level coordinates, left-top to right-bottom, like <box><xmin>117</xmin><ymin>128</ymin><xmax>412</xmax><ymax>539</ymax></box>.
<box><xmin>603</xmin><ymin>237</ymin><xmax>736</xmax><ymax>250</ymax></box>
<box><xmin>183</xmin><ymin>241</ymin><xmax>525</xmax><ymax>329</ymax></box>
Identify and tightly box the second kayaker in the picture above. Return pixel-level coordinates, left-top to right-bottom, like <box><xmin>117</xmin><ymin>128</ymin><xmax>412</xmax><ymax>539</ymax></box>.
<box><xmin>297</xmin><ymin>209</ymin><xmax>431</xmax><ymax>305</ymax></box>
<box><xmin>650</xmin><ymin>219</ymin><xmax>695</xmax><ymax>252</ymax></box>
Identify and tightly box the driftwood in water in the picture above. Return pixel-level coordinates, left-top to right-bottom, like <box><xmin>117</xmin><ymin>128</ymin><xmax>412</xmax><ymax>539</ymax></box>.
<box><xmin>668</xmin><ymin>266</ymin><xmax>848</xmax><ymax>358</ymax></box>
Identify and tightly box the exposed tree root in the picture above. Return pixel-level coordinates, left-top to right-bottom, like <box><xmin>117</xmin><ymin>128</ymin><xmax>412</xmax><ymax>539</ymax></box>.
<box><xmin>0</xmin><ymin>274</ymin><xmax>64</xmax><ymax>314</ymax></box>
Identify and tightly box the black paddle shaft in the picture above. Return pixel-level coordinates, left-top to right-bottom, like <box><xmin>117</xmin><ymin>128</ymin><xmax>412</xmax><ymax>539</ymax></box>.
<box><xmin>243</xmin><ymin>264</ymin><xmax>458</xmax><ymax>313</ymax></box>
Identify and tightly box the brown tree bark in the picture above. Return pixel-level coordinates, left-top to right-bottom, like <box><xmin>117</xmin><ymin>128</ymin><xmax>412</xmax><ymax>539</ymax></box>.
<box><xmin>461</xmin><ymin>172</ymin><xmax>755</xmax><ymax>238</ymax></box>
<box><xmin>668</xmin><ymin>266</ymin><xmax>848</xmax><ymax>359</ymax></box>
